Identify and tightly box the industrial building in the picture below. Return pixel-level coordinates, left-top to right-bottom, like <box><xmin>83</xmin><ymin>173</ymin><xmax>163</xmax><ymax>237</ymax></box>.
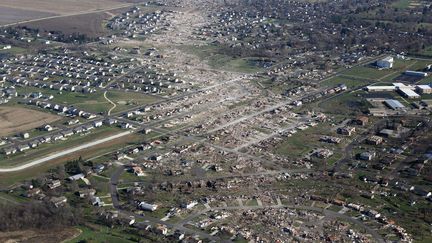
<box><xmin>377</xmin><ymin>56</ymin><xmax>394</xmax><ymax>69</ymax></box>
<box><xmin>416</xmin><ymin>85</ymin><xmax>432</xmax><ymax>94</ymax></box>
<box><xmin>365</xmin><ymin>86</ymin><xmax>396</xmax><ymax>92</ymax></box>
<box><xmin>397</xmin><ymin>88</ymin><xmax>420</xmax><ymax>99</ymax></box>
<box><xmin>404</xmin><ymin>70</ymin><xmax>428</xmax><ymax>77</ymax></box>
<box><xmin>384</xmin><ymin>99</ymin><xmax>405</xmax><ymax>110</ymax></box>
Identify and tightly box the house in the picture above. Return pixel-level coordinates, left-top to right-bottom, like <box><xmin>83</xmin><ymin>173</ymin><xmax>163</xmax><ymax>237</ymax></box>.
<box><xmin>120</xmin><ymin>123</ymin><xmax>131</xmax><ymax>129</ymax></box>
<box><xmin>119</xmin><ymin>215</ymin><xmax>135</xmax><ymax>226</ymax></box>
<box><xmin>154</xmin><ymin>224</ymin><xmax>168</xmax><ymax>235</ymax></box>
<box><xmin>82</xmin><ymin>124</ymin><xmax>94</xmax><ymax>131</ymax></box>
<box><xmin>138</xmin><ymin>201</ymin><xmax>158</xmax><ymax>211</ymax></box>
<box><xmin>68</xmin><ymin>173</ymin><xmax>85</xmax><ymax>181</ymax></box>
<box><xmin>359</xmin><ymin>152</ymin><xmax>375</xmax><ymax>161</ymax></box>
<box><xmin>61</xmin><ymin>130</ymin><xmax>74</xmax><ymax>137</ymax></box>
<box><xmin>78</xmin><ymin>188</ymin><xmax>96</xmax><ymax>198</ymax></box>
<box><xmin>25</xmin><ymin>188</ymin><xmax>41</xmax><ymax>198</ymax></box>
<box><xmin>90</xmin><ymin>196</ymin><xmax>104</xmax><ymax>206</ymax></box>
<box><xmin>352</xmin><ymin>116</ymin><xmax>368</xmax><ymax>126</ymax></box>
<box><xmin>42</xmin><ymin>124</ymin><xmax>53</xmax><ymax>131</ymax></box>
<box><xmin>366</xmin><ymin>136</ymin><xmax>383</xmax><ymax>145</ymax></box>
<box><xmin>377</xmin><ymin>56</ymin><xmax>393</xmax><ymax>69</ymax></box>
<box><xmin>28</xmin><ymin>141</ymin><xmax>39</xmax><ymax>148</ymax></box>
<box><xmin>17</xmin><ymin>144</ymin><xmax>30</xmax><ymax>152</ymax></box>
<box><xmin>181</xmin><ymin>201</ymin><xmax>198</xmax><ymax>209</ymax></box>
<box><xmin>132</xmin><ymin>166</ymin><xmax>145</xmax><ymax>176</ymax></box>
<box><xmin>47</xmin><ymin>180</ymin><xmax>61</xmax><ymax>189</ymax></box>
<box><xmin>93</xmin><ymin>120</ymin><xmax>103</xmax><ymax>128</ymax></box>
<box><xmin>314</xmin><ymin>149</ymin><xmax>333</xmax><ymax>159</ymax></box>
<box><xmin>149</xmin><ymin>155</ymin><xmax>163</xmax><ymax>161</ymax></box>
<box><xmin>93</xmin><ymin>164</ymin><xmax>105</xmax><ymax>173</ymax></box>
<box><xmin>52</xmin><ymin>134</ymin><xmax>64</xmax><ymax>141</ymax></box>
<box><xmin>103</xmin><ymin>118</ymin><xmax>118</xmax><ymax>125</ymax></box>
<box><xmin>2</xmin><ymin>147</ymin><xmax>17</xmax><ymax>155</ymax></box>
<box><xmin>337</xmin><ymin>126</ymin><xmax>355</xmax><ymax>136</ymax></box>
<box><xmin>50</xmin><ymin>196</ymin><xmax>67</xmax><ymax>207</ymax></box>
<box><xmin>21</xmin><ymin>132</ymin><xmax>30</xmax><ymax>139</ymax></box>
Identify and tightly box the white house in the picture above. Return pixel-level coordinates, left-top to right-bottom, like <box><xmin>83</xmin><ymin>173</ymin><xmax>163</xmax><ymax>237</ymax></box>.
<box><xmin>377</xmin><ymin>56</ymin><xmax>394</xmax><ymax>69</ymax></box>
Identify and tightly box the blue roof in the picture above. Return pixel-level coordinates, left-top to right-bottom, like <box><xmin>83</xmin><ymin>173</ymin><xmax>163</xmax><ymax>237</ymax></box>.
<box><xmin>385</xmin><ymin>99</ymin><xmax>405</xmax><ymax>109</ymax></box>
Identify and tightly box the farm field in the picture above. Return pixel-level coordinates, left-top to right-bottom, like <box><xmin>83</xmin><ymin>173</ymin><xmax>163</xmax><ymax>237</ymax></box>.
<box><xmin>0</xmin><ymin>0</ymin><xmax>136</xmax><ymax>27</ymax></box>
<box><xmin>0</xmin><ymin>6</ymin><xmax>53</xmax><ymax>25</ymax></box>
<box><xmin>0</xmin><ymin>0</ymin><xmax>130</xmax><ymax>15</ymax></box>
<box><xmin>0</xmin><ymin>106</ymin><xmax>61</xmax><ymax>137</ymax></box>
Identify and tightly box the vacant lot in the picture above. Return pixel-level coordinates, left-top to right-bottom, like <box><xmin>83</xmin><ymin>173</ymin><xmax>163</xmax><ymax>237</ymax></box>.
<box><xmin>0</xmin><ymin>106</ymin><xmax>61</xmax><ymax>136</ymax></box>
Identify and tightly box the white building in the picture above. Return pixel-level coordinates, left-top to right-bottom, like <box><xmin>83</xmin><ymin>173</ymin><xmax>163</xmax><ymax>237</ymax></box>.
<box><xmin>416</xmin><ymin>85</ymin><xmax>432</xmax><ymax>94</ymax></box>
<box><xmin>398</xmin><ymin>88</ymin><xmax>420</xmax><ymax>99</ymax></box>
<box><xmin>138</xmin><ymin>202</ymin><xmax>158</xmax><ymax>211</ymax></box>
<box><xmin>404</xmin><ymin>70</ymin><xmax>428</xmax><ymax>77</ymax></box>
<box><xmin>377</xmin><ymin>56</ymin><xmax>394</xmax><ymax>69</ymax></box>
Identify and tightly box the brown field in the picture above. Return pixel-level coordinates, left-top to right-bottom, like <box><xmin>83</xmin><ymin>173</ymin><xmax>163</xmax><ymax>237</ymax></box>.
<box><xmin>0</xmin><ymin>228</ymin><xmax>80</xmax><ymax>243</ymax></box>
<box><xmin>0</xmin><ymin>0</ymin><xmax>131</xmax><ymax>14</ymax></box>
<box><xmin>0</xmin><ymin>6</ymin><xmax>54</xmax><ymax>25</ymax></box>
<box><xmin>0</xmin><ymin>106</ymin><xmax>61</xmax><ymax>137</ymax></box>
<box><xmin>22</xmin><ymin>11</ymin><xmax>111</xmax><ymax>37</ymax></box>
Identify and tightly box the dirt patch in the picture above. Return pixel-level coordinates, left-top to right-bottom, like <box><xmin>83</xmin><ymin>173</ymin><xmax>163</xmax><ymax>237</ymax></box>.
<box><xmin>0</xmin><ymin>228</ymin><xmax>80</xmax><ymax>243</ymax></box>
<box><xmin>0</xmin><ymin>106</ymin><xmax>61</xmax><ymax>137</ymax></box>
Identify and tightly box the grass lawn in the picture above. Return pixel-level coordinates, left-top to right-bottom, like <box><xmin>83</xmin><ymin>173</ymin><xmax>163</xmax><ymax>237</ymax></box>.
<box><xmin>178</xmin><ymin>44</ymin><xmax>264</xmax><ymax>73</ymax></box>
<box><xmin>67</xmin><ymin>225</ymin><xmax>136</xmax><ymax>243</ymax></box>
<box><xmin>392</xmin><ymin>0</ymin><xmax>413</xmax><ymax>9</ymax></box>
<box><xmin>320</xmin><ymin>76</ymin><xmax>368</xmax><ymax>89</ymax></box>
<box><xmin>15</xmin><ymin>87</ymin><xmax>160</xmax><ymax>114</ymax></box>
<box><xmin>341</xmin><ymin>59</ymin><xmax>429</xmax><ymax>81</ymax></box>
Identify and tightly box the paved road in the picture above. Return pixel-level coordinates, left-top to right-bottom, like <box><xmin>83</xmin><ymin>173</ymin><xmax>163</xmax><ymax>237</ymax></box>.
<box><xmin>0</xmin><ymin>131</ymin><xmax>132</xmax><ymax>173</ymax></box>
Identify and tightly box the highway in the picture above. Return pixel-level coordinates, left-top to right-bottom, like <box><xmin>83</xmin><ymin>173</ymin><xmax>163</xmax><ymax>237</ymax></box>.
<box><xmin>0</xmin><ymin>131</ymin><xmax>132</xmax><ymax>172</ymax></box>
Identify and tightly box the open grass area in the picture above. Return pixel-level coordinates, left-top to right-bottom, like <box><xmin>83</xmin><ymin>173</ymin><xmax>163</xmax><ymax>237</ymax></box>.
<box><xmin>67</xmin><ymin>225</ymin><xmax>136</xmax><ymax>243</ymax></box>
<box><xmin>318</xmin><ymin>91</ymin><xmax>371</xmax><ymax>115</ymax></box>
<box><xmin>178</xmin><ymin>44</ymin><xmax>264</xmax><ymax>73</ymax></box>
<box><xmin>341</xmin><ymin>59</ymin><xmax>428</xmax><ymax>81</ymax></box>
<box><xmin>320</xmin><ymin>76</ymin><xmax>368</xmax><ymax>89</ymax></box>
<box><xmin>274</xmin><ymin>122</ymin><xmax>345</xmax><ymax>162</ymax></box>
<box><xmin>15</xmin><ymin>86</ymin><xmax>160</xmax><ymax>114</ymax></box>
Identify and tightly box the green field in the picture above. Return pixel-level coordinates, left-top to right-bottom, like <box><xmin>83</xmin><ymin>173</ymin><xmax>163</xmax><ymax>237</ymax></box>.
<box><xmin>178</xmin><ymin>44</ymin><xmax>264</xmax><ymax>73</ymax></box>
<box><xmin>68</xmin><ymin>225</ymin><xmax>136</xmax><ymax>243</ymax></box>
<box><xmin>15</xmin><ymin>86</ymin><xmax>160</xmax><ymax>114</ymax></box>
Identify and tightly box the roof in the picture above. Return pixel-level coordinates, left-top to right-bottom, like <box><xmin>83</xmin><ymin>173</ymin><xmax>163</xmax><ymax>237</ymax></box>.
<box><xmin>398</xmin><ymin>88</ymin><xmax>420</xmax><ymax>97</ymax></box>
<box><xmin>417</xmin><ymin>85</ymin><xmax>431</xmax><ymax>90</ymax></box>
<box><xmin>381</xmin><ymin>56</ymin><xmax>394</xmax><ymax>62</ymax></box>
<box><xmin>366</xmin><ymin>86</ymin><xmax>396</xmax><ymax>91</ymax></box>
<box><xmin>384</xmin><ymin>99</ymin><xmax>405</xmax><ymax>109</ymax></box>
